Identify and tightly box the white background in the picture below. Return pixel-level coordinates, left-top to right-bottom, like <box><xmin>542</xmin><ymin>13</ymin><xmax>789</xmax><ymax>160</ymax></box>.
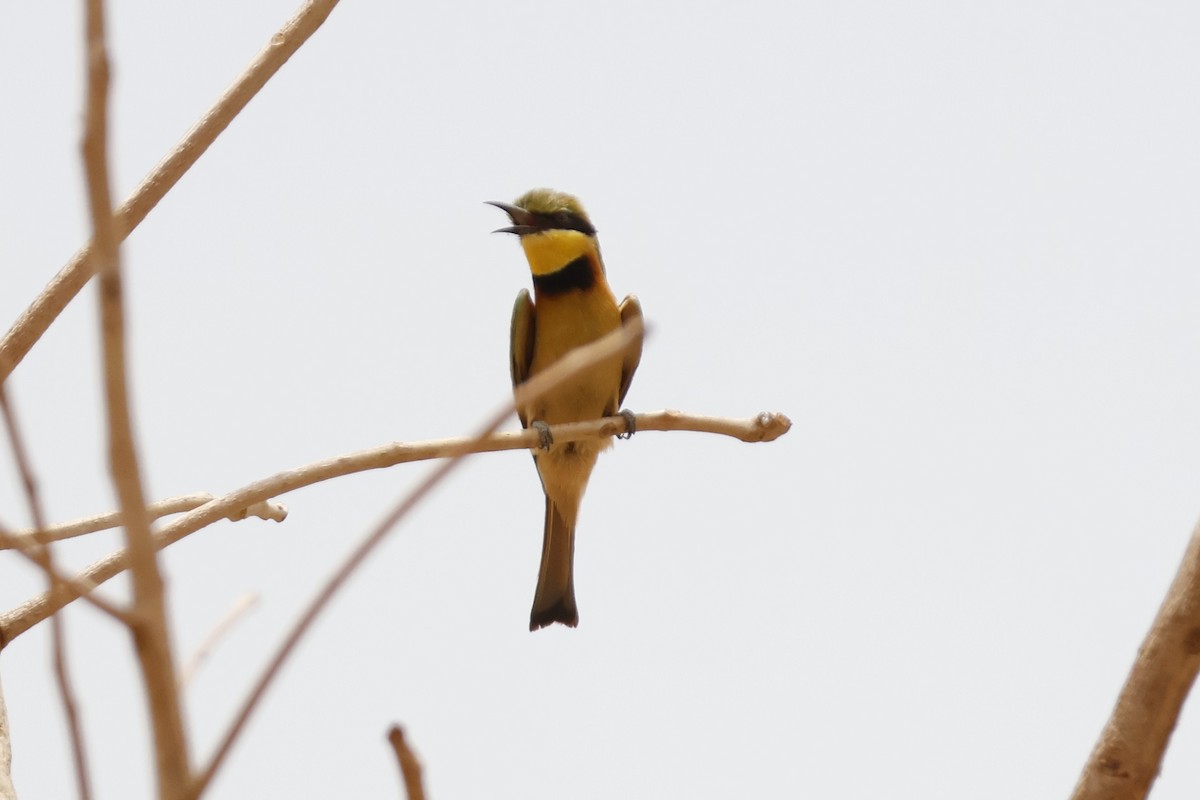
<box><xmin>3</xmin><ymin>1</ymin><xmax>1200</xmax><ymax>797</ymax></box>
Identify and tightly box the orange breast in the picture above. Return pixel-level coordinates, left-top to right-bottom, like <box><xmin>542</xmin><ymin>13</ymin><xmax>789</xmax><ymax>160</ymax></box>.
<box><xmin>525</xmin><ymin>279</ymin><xmax>623</xmax><ymax>426</ymax></box>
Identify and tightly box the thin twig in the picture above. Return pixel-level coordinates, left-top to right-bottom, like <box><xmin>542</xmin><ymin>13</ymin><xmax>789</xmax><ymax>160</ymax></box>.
<box><xmin>0</xmin><ymin>524</ymin><xmax>131</xmax><ymax>627</ymax></box>
<box><xmin>49</xmin><ymin>613</ymin><xmax>89</xmax><ymax>800</ymax></box>
<box><xmin>1</xmin><ymin>494</ymin><xmax>214</xmax><ymax>549</ymax></box>
<box><xmin>1</xmin><ymin>493</ymin><xmax>285</xmax><ymax>550</ymax></box>
<box><xmin>185</xmin><ymin>321</ymin><xmax>645</xmax><ymax>800</ymax></box>
<box><xmin>0</xmin><ymin>407</ymin><xmax>788</xmax><ymax>646</ymax></box>
<box><xmin>0</xmin><ymin>403</ymin><xmax>132</xmax><ymax>622</ymax></box>
<box><xmin>178</xmin><ymin>594</ymin><xmax>260</xmax><ymax>691</ymax></box>
<box><xmin>0</xmin><ymin>0</ymin><xmax>342</xmax><ymax>384</ymax></box>
<box><xmin>82</xmin><ymin>0</ymin><xmax>189</xmax><ymax>794</ymax></box>
<box><xmin>1070</xmin><ymin>516</ymin><xmax>1200</xmax><ymax>800</ymax></box>
<box><xmin>386</xmin><ymin>726</ymin><xmax>425</xmax><ymax>800</ymax></box>
<box><xmin>1</xmin><ymin>388</ymin><xmax>93</xmax><ymax>799</ymax></box>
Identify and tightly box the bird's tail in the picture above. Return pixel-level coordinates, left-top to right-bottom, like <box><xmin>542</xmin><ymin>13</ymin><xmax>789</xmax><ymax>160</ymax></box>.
<box><xmin>530</xmin><ymin>497</ymin><xmax>578</xmax><ymax>631</ymax></box>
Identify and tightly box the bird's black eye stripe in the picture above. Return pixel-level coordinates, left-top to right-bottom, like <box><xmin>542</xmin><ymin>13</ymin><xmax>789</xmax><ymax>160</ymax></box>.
<box><xmin>549</xmin><ymin>211</ymin><xmax>596</xmax><ymax>236</ymax></box>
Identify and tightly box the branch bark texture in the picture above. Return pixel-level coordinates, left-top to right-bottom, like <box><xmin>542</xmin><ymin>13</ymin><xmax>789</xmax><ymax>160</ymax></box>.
<box><xmin>0</xmin><ymin>0</ymin><xmax>342</xmax><ymax>384</ymax></box>
<box><xmin>1071</xmin><ymin>517</ymin><xmax>1200</xmax><ymax>800</ymax></box>
<box><xmin>0</xmin><ymin>672</ymin><xmax>15</xmax><ymax>800</ymax></box>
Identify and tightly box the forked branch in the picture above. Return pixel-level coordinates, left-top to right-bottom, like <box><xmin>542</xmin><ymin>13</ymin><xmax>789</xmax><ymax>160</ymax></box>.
<box><xmin>1</xmin><ymin>383</ymin><xmax>93</xmax><ymax>799</ymax></box>
<box><xmin>0</xmin><ymin>406</ymin><xmax>788</xmax><ymax>646</ymax></box>
<box><xmin>185</xmin><ymin>319</ymin><xmax>647</xmax><ymax>798</ymax></box>
<box><xmin>0</xmin><ymin>494</ymin><xmax>284</xmax><ymax>550</ymax></box>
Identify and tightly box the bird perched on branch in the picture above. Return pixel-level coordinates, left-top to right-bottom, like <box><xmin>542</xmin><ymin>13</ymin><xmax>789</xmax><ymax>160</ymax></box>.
<box><xmin>488</xmin><ymin>189</ymin><xmax>643</xmax><ymax>631</ymax></box>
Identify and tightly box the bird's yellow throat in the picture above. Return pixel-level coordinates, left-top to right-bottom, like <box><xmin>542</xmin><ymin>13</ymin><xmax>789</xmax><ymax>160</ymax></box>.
<box><xmin>520</xmin><ymin>229</ymin><xmax>598</xmax><ymax>277</ymax></box>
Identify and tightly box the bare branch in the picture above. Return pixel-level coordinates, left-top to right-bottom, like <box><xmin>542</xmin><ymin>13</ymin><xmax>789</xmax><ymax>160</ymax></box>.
<box><xmin>178</xmin><ymin>594</ymin><xmax>260</xmax><ymax>691</ymax></box>
<box><xmin>2</xmin><ymin>494</ymin><xmax>285</xmax><ymax>550</ymax></box>
<box><xmin>614</xmin><ymin>409</ymin><xmax>791</xmax><ymax>442</ymax></box>
<box><xmin>386</xmin><ymin>726</ymin><xmax>425</xmax><ymax>800</ymax></box>
<box><xmin>81</xmin><ymin>0</ymin><xmax>189</xmax><ymax>793</ymax></box>
<box><xmin>49</xmin><ymin>620</ymin><xmax>91</xmax><ymax>800</ymax></box>
<box><xmin>1071</xmin><ymin>517</ymin><xmax>1200</xmax><ymax>800</ymax></box>
<box><xmin>0</xmin><ymin>406</ymin><xmax>788</xmax><ymax>645</ymax></box>
<box><xmin>0</xmin><ymin>390</ymin><xmax>131</xmax><ymax>626</ymax></box>
<box><xmin>1</xmin><ymin>494</ymin><xmax>215</xmax><ymax>549</ymax></box>
<box><xmin>185</xmin><ymin>321</ymin><xmax>645</xmax><ymax>799</ymax></box>
<box><xmin>0</xmin><ymin>0</ymin><xmax>342</xmax><ymax>384</ymax></box>
<box><xmin>1</xmin><ymin>385</ymin><xmax>93</xmax><ymax>799</ymax></box>
<box><xmin>0</xmin><ymin>519</ymin><xmax>132</xmax><ymax>627</ymax></box>
<box><xmin>0</xmin><ymin>410</ymin><xmax>782</xmax><ymax>554</ymax></box>
<box><xmin>0</xmin><ymin>538</ymin><xmax>133</xmax><ymax>647</ymax></box>
<box><xmin>0</xmin><ymin>674</ymin><xmax>15</xmax><ymax>800</ymax></box>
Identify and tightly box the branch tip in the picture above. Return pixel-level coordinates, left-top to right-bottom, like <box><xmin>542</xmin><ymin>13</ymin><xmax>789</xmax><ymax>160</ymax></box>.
<box><xmin>387</xmin><ymin>725</ymin><xmax>426</xmax><ymax>800</ymax></box>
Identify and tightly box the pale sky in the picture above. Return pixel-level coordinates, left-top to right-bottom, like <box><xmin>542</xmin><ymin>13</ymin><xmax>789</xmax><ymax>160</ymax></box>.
<box><xmin>3</xmin><ymin>1</ymin><xmax>1200</xmax><ymax>798</ymax></box>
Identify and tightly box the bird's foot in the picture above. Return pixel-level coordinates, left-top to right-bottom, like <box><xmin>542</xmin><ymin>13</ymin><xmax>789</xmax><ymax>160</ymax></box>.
<box><xmin>531</xmin><ymin>420</ymin><xmax>554</xmax><ymax>450</ymax></box>
<box><xmin>617</xmin><ymin>409</ymin><xmax>637</xmax><ymax>440</ymax></box>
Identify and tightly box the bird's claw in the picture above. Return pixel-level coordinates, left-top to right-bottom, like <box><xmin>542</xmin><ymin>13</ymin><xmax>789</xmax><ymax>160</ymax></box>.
<box><xmin>532</xmin><ymin>420</ymin><xmax>554</xmax><ymax>450</ymax></box>
<box><xmin>617</xmin><ymin>409</ymin><xmax>637</xmax><ymax>440</ymax></box>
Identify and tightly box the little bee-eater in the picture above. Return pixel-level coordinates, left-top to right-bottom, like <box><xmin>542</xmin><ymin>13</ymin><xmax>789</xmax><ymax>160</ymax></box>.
<box><xmin>488</xmin><ymin>189</ymin><xmax>643</xmax><ymax>631</ymax></box>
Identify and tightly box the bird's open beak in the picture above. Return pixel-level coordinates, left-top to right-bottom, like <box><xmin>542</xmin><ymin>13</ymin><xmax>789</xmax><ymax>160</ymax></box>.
<box><xmin>486</xmin><ymin>200</ymin><xmax>540</xmax><ymax>235</ymax></box>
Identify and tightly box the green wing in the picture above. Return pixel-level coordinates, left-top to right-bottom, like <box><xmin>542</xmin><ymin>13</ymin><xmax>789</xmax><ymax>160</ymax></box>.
<box><xmin>510</xmin><ymin>289</ymin><xmax>536</xmax><ymax>428</ymax></box>
<box><xmin>617</xmin><ymin>294</ymin><xmax>644</xmax><ymax>408</ymax></box>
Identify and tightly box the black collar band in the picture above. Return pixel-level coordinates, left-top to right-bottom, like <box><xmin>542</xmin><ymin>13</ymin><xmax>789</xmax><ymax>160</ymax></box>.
<box><xmin>532</xmin><ymin>254</ymin><xmax>595</xmax><ymax>296</ymax></box>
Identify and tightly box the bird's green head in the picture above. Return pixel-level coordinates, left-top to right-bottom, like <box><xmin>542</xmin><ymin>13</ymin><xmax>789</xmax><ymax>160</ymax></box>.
<box><xmin>487</xmin><ymin>188</ymin><xmax>596</xmax><ymax>238</ymax></box>
<box><xmin>487</xmin><ymin>189</ymin><xmax>602</xmax><ymax>277</ymax></box>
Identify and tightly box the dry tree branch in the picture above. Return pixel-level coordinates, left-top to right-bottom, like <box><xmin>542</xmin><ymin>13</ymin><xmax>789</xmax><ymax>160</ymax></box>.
<box><xmin>0</xmin><ymin>674</ymin><xmax>15</xmax><ymax>800</ymax></box>
<box><xmin>0</xmin><ymin>489</ymin><xmax>233</xmax><ymax>628</ymax></box>
<box><xmin>0</xmin><ymin>489</ymin><xmax>281</xmax><ymax>633</ymax></box>
<box><xmin>0</xmin><ymin>0</ymin><xmax>342</xmax><ymax>385</ymax></box>
<box><xmin>0</xmin><ymin>493</ymin><xmax>285</xmax><ymax>550</ymax></box>
<box><xmin>185</xmin><ymin>320</ymin><xmax>647</xmax><ymax>800</ymax></box>
<box><xmin>81</xmin><ymin>1</ymin><xmax>189</xmax><ymax>794</ymax></box>
<box><xmin>0</xmin><ymin>407</ymin><xmax>789</xmax><ymax>646</ymax></box>
<box><xmin>0</xmin><ymin>388</ymin><xmax>93</xmax><ymax>800</ymax></box>
<box><xmin>386</xmin><ymin>726</ymin><xmax>425</xmax><ymax>800</ymax></box>
<box><xmin>0</xmin><ymin>525</ymin><xmax>131</xmax><ymax>627</ymax></box>
<box><xmin>0</xmin><ymin>418</ymin><xmax>132</xmax><ymax>625</ymax></box>
<box><xmin>1</xmin><ymin>494</ymin><xmax>213</xmax><ymax>548</ymax></box>
<box><xmin>1071</xmin><ymin>517</ymin><xmax>1200</xmax><ymax>800</ymax></box>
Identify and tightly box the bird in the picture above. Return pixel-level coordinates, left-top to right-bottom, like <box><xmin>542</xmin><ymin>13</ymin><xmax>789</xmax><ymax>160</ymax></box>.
<box><xmin>488</xmin><ymin>188</ymin><xmax>643</xmax><ymax>631</ymax></box>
